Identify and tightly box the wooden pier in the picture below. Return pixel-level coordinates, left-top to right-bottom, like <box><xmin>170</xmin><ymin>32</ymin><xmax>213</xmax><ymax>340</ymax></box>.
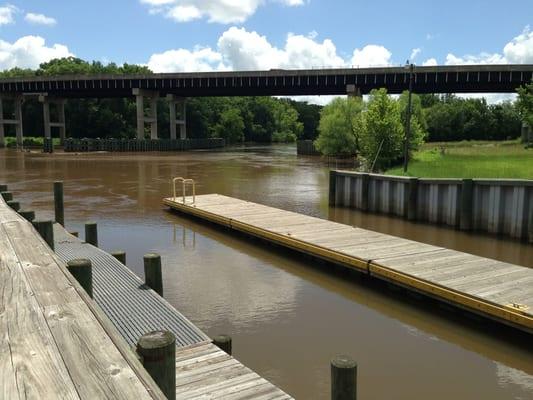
<box><xmin>1</xmin><ymin>189</ymin><xmax>292</xmax><ymax>399</ymax></box>
<box><xmin>164</xmin><ymin>194</ymin><xmax>533</xmax><ymax>334</ymax></box>
<box><xmin>53</xmin><ymin>221</ymin><xmax>292</xmax><ymax>398</ymax></box>
<box><xmin>0</xmin><ymin>195</ymin><xmax>165</xmax><ymax>398</ymax></box>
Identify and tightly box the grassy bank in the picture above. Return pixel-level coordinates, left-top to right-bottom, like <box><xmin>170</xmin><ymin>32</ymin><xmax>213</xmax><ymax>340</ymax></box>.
<box><xmin>386</xmin><ymin>140</ymin><xmax>533</xmax><ymax>179</ymax></box>
<box><xmin>4</xmin><ymin>136</ymin><xmax>61</xmax><ymax>147</ymax></box>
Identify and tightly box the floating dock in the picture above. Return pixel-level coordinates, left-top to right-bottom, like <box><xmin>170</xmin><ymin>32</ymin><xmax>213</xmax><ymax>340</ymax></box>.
<box><xmin>164</xmin><ymin>194</ymin><xmax>533</xmax><ymax>334</ymax></box>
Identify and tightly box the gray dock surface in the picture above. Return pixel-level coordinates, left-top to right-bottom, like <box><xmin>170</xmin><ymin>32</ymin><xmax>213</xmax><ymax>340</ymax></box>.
<box><xmin>54</xmin><ymin>225</ymin><xmax>210</xmax><ymax>348</ymax></box>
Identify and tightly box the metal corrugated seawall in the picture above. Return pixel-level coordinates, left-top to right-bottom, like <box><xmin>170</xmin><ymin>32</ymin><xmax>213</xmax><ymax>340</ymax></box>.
<box><xmin>332</xmin><ymin>171</ymin><xmax>533</xmax><ymax>242</ymax></box>
<box><xmin>54</xmin><ymin>225</ymin><xmax>210</xmax><ymax>348</ymax></box>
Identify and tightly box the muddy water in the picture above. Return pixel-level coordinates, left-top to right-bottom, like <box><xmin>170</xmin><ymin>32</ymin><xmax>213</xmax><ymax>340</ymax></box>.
<box><xmin>1</xmin><ymin>145</ymin><xmax>532</xmax><ymax>400</ymax></box>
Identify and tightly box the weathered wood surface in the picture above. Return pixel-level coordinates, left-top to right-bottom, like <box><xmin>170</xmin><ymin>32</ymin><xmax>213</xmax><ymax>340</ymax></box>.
<box><xmin>164</xmin><ymin>194</ymin><xmax>533</xmax><ymax>333</ymax></box>
<box><xmin>0</xmin><ymin>197</ymin><xmax>165</xmax><ymax>399</ymax></box>
<box><xmin>174</xmin><ymin>343</ymin><xmax>292</xmax><ymax>399</ymax></box>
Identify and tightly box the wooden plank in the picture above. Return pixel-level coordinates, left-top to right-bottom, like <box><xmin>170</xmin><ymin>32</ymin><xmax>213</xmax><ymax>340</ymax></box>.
<box><xmin>173</xmin><ymin>343</ymin><xmax>293</xmax><ymax>399</ymax></box>
<box><xmin>0</xmin><ymin>198</ymin><xmax>163</xmax><ymax>400</ymax></box>
<box><xmin>45</xmin><ymin>301</ymin><xmax>158</xmax><ymax>399</ymax></box>
<box><xmin>176</xmin><ymin>373</ymin><xmax>259</xmax><ymax>398</ymax></box>
<box><xmin>0</xmin><ymin>226</ymin><xmax>81</xmax><ymax>400</ymax></box>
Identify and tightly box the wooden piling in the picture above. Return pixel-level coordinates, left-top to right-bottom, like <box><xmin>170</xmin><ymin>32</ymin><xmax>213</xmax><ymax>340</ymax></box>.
<box><xmin>7</xmin><ymin>200</ymin><xmax>20</xmax><ymax>211</ymax></box>
<box><xmin>112</xmin><ymin>250</ymin><xmax>126</xmax><ymax>264</ymax></box>
<box><xmin>0</xmin><ymin>184</ymin><xmax>7</xmax><ymax>192</ymax></box>
<box><xmin>85</xmin><ymin>221</ymin><xmax>98</xmax><ymax>246</ymax></box>
<box><xmin>66</xmin><ymin>259</ymin><xmax>93</xmax><ymax>298</ymax></box>
<box><xmin>1</xmin><ymin>191</ymin><xmax>13</xmax><ymax>201</ymax></box>
<box><xmin>18</xmin><ymin>209</ymin><xmax>35</xmax><ymax>222</ymax></box>
<box><xmin>32</xmin><ymin>219</ymin><xmax>54</xmax><ymax>250</ymax></box>
<box><xmin>143</xmin><ymin>253</ymin><xmax>163</xmax><ymax>296</ymax></box>
<box><xmin>331</xmin><ymin>355</ymin><xmax>357</xmax><ymax>400</ymax></box>
<box><xmin>54</xmin><ymin>181</ymin><xmax>65</xmax><ymax>226</ymax></box>
<box><xmin>136</xmin><ymin>330</ymin><xmax>176</xmax><ymax>400</ymax></box>
<box><xmin>213</xmin><ymin>335</ymin><xmax>232</xmax><ymax>355</ymax></box>
<box><xmin>460</xmin><ymin>179</ymin><xmax>474</xmax><ymax>231</ymax></box>
<box><xmin>406</xmin><ymin>177</ymin><xmax>419</xmax><ymax>221</ymax></box>
<box><xmin>329</xmin><ymin>170</ymin><xmax>337</xmax><ymax>206</ymax></box>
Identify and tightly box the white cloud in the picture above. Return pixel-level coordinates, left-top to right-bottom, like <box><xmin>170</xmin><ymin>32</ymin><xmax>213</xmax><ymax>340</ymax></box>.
<box><xmin>147</xmin><ymin>46</ymin><xmax>225</xmax><ymax>72</ymax></box>
<box><xmin>445</xmin><ymin>52</ymin><xmax>505</xmax><ymax>65</ymax></box>
<box><xmin>457</xmin><ymin>93</ymin><xmax>516</xmax><ymax>104</ymax></box>
<box><xmin>166</xmin><ymin>5</ymin><xmax>201</xmax><ymax>22</ymax></box>
<box><xmin>140</xmin><ymin>0</ymin><xmax>305</xmax><ymax>24</ymax></box>
<box><xmin>0</xmin><ymin>4</ymin><xmax>17</xmax><ymax>25</ymax></box>
<box><xmin>281</xmin><ymin>0</ymin><xmax>305</xmax><ymax>5</ymax></box>
<box><xmin>24</xmin><ymin>12</ymin><xmax>57</xmax><ymax>26</ymax></box>
<box><xmin>503</xmin><ymin>26</ymin><xmax>533</xmax><ymax>63</ymax></box>
<box><xmin>422</xmin><ymin>58</ymin><xmax>438</xmax><ymax>66</ymax></box>
<box><xmin>410</xmin><ymin>48</ymin><xmax>421</xmax><ymax>61</ymax></box>
<box><xmin>351</xmin><ymin>45</ymin><xmax>392</xmax><ymax>67</ymax></box>
<box><xmin>148</xmin><ymin>27</ymin><xmax>351</xmax><ymax>72</ymax></box>
<box><xmin>445</xmin><ymin>26</ymin><xmax>532</xmax><ymax>65</ymax></box>
<box><xmin>0</xmin><ymin>35</ymin><xmax>72</xmax><ymax>70</ymax></box>
<box><xmin>217</xmin><ymin>27</ymin><xmax>285</xmax><ymax>70</ymax></box>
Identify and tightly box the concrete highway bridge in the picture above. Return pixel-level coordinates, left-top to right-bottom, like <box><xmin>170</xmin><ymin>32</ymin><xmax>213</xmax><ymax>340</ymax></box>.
<box><xmin>0</xmin><ymin>64</ymin><xmax>532</xmax><ymax>147</ymax></box>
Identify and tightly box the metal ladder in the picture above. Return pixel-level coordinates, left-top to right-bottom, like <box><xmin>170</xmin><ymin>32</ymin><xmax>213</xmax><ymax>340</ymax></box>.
<box><xmin>172</xmin><ymin>177</ymin><xmax>196</xmax><ymax>205</ymax></box>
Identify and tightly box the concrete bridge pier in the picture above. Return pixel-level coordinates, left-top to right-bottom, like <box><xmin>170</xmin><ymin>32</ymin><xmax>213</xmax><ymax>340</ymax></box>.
<box><xmin>39</xmin><ymin>95</ymin><xmax>67</xmax><ymax>145</ymax></box>
<box><xmin>346</xmin><ymin>84</ymin><xmax>362</xmax><ymax>98</ymax></box>
<box><xmin>133</xmin><ymin>89</ymin><xmax>159</xmax><ymax>139</ymax></box>
<box><xmin>0</xmin><ymin>94</ymin><xmax>24</xmax><ymax>148</ymax></box>
<box><xmin>167</xmin><ymin>95</ymin><xmax>186</xmax><ymax>139</ymax></box>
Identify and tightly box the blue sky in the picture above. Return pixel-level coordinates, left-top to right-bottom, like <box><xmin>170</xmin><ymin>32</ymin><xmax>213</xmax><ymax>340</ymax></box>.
<box><xmin>0</xmin><ymin>0</ymin><xmax>531</xmax><ymax>77</ymax></box>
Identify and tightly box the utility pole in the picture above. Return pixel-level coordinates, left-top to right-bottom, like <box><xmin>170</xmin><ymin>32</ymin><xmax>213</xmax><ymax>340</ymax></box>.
<box><xmin>403</xmin><ymin>63</ymin><xmax>414</xmax><ymax>172</ymax></box>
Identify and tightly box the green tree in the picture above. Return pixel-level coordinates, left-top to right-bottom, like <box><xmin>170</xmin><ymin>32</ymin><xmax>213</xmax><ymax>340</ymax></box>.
<box><xmin>314</xmin><ymin>97</ymin><xmax>363</xmax><ymax>156</ymax></box>
<box><xmin>398</xmin><ymin>91</ymin><xmax>427</xmax><ymax>151</ymax></box>
<box><xmin>289</xmin><ymin>100</ymin><xmax>321</xmax><ymax>140</ymax></box>
<box><xmin>516</xmin><ymin>82</ymin><xmax>533</xmax><ymax>128</ymax></box>
<box><xmin>360</xmin><ymin>89</ymin><xmax>404</xmax><ymax>171</ymax></box>
<box><xmin>271</xmin><ymin>100</ymin><xmax>303</xmax><ymax>143</ymax></box>
<box><xmin>214</xmin><ymin>108</ymin><xmax>245</xmax><ymax>143</ymax></box>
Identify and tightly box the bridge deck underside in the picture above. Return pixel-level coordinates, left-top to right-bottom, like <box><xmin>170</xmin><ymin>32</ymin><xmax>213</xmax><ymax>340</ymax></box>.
<box><xmin>1</xmin><ymin>65</ymin><xmax>531</xmax><ymax>97</ymax></box>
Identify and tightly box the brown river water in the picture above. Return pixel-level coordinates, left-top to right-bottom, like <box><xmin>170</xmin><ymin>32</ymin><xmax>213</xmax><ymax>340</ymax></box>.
<box><xmin>1</xmin><ymin>145</ymin><xmax>532</xmax><ymax>399</ymax></box>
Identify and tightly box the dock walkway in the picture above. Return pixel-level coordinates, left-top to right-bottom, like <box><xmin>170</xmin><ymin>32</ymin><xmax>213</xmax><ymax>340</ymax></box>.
<box><xmin>0</xmin><ymin>196</ymin><xmax>165</xmax><ymax>398</ymax></box>
<box><xmin>53</xmin><ymin>223</ymin><xmax>292</xmax><ymax>399</ymax></box>
<box><xmin>164</xmin><ymin>194</ymin><xmax>533</xmax><ymax>334</ymax></box>
<box><xmin>54</xmin><ymin>226</ymin><xmax>210</xmax><ymax>348</ymax></box>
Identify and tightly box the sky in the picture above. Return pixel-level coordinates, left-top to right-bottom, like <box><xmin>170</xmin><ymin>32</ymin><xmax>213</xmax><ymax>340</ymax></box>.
<box><xmin>0</xmin><ymin>1</ymin><xmax>531</xmax><ymax>102</ymax></box>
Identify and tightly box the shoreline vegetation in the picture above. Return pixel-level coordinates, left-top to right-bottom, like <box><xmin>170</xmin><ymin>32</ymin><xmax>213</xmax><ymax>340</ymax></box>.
<box><xmin>386</xmin><ymin>140</ymin><xmax>533</xmax><ymax>180</ymax></box>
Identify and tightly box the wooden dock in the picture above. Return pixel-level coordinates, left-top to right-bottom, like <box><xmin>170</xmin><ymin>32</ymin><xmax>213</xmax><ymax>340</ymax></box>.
<box><xmin>164</xmin><ymin>194</ymin><xmax>533</xmax><ymax>334</ymax></box>
<box><xmin>52</xmin><ymin>221</ymin><xmax>293</xmax><ymax>399</ymax></box>
<box><xmin>0</xmin><ymin>196</ymin><xmax>165</xmax><ymax>398</ymax></box>
<box><xmin>54</xmin><ymin>226</ymin><xmax>210</xmax><ymax>348</ymax></box>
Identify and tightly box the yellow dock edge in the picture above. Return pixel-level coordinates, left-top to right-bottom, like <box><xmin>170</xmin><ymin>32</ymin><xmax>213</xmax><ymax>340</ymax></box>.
<box><xmin>164</xmin><ymin>198</ymin><xmax>533</xmax><ymax>334</ymax></box>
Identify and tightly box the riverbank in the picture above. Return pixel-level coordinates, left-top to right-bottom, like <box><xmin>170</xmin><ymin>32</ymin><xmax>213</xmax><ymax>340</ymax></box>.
<box><xmin>386</xmin><ymin>140</ymin><xmax>533</xmax><ymax>179</ymax></box>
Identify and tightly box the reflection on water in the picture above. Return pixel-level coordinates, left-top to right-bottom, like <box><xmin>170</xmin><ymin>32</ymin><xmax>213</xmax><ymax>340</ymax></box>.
<box><xmin>1</xmin><ymin>146</ymin><xmax>532</xmax><ymax>400</ymax></box>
